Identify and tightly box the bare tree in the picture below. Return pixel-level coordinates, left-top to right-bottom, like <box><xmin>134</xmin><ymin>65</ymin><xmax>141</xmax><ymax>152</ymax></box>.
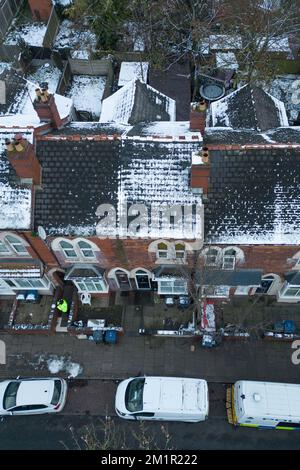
<box><xmin>62</xmin><ymin>417</ymin><xmax>174</xmax><ymax>450</ymax></box>
<box><xmin>219</xmin><ymin>0</ymin><xmax>300</xmax><ymax>82</ymax></box>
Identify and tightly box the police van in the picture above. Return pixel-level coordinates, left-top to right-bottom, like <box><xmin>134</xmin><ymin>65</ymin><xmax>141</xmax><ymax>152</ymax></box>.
<box><xmin>227</xmin><ymin>380</ymin><xmax>300</xmax><ymax>430</ymax></box>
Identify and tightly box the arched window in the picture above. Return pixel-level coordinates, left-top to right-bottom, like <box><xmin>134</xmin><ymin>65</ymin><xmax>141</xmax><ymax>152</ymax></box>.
<box><xmin>222</xmin><ymin>248</ymin><xmax>236</xmax><ymax>270</ymax></box>
<box><xmin>157</xmin><ymin>242</ymin><xmax>168</xmax><ymax>259</ymax></box>
<box><xmin>175</xmin><ymin>243</ymin><xmax>185</xmax><ymax>259</ymax></box>
<box><xmin>205</xmin><ymin>248</ymin><xmax>219</xmax><ymax>266</ymax></box>
<box><xmin>60</xmin><ymin>240</ymin><xmax>77</xmax><ymax>258</ymax></box>
<box><xmin>78</xmin><ymin>241</ymin><xmax>94</xmax><ymax>258</ymax></box>
<box><xmin>5</xmin><ymin>235</ymin><xmax>27</xmax><ymax>254</ymax></box>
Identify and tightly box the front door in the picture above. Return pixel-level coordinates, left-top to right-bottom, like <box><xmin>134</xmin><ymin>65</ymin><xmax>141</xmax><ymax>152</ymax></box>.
<box><xmin>116</xmin><ymin>270</ymin><xmax>131</xmax><ymax>290</ymax></box>
<box><xmin>135</xmin><ymin>271</ymin><xmax>151</xmax><ymax>290</ymax></box>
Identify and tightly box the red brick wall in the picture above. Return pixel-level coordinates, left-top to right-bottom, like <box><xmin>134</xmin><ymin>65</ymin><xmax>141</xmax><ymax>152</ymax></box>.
<box><xmin>21</xmin><ymin>233</ymin><xmax>300</xmax><ymax>282</ymax></box>
<box><xmin>207</xmin><ymin>245</ymin><xmax>300</xmax><ymax>277</ymax></box>
<box><xmin>28</xmin><ymin>0</ymin><xmax>52</xmax><ymax>22</ymax></box>
<box><xmin>7</xmin><ymin>141</ymin><xmax>41</xmax><ymax>185</ymax></box>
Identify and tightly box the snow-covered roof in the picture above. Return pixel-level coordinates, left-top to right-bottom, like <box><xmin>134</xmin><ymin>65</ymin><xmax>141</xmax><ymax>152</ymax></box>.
<box><xmin>127</xmin><ymin>121</ymin><xmax>202</xmax><ymax>141</ymax></box>
<box><xmin>215</xmin><ymin>52</ymin><xmax>239</xmax><ymax>70</ymax></box>
<box><xmin>204</xmin><ymin>145</ymin><xmax>300</xmax><ymax>245</ymax></box>
<box><xmin>257</xmin><ymin>35</ymin><xmax>292</xmax><ymax>54</ymax></box>
<box><xmin>100</xmin><ymin>79</ymin><xmax>176</xmax><ymax>125</ymax></box>
<box><xmin>210</xmin><ymin>84</ymin><xmax>288</xmax><ymax>131</ymax></box>
<box><xmin>209</xmin><ymin>35</ymin><xmax>243</xmax><ymax>51</ymax></box>
<box><xmin>118</xmin><ymin>62</ymin><xmax>149</xmax><ymax>87</ymax></box>
<box><xmin>26</xmin><ymin>62</ymin><xmax>62</xmax><ymax>94</ymax></box>
<box><xmin>0</xmin><ymin>128</ymin><xmax>33</xmax><ymax>230</ymax></box>
<box><xmin>35</xmin><ymin>130</ymin><xmax>202</xmax><ymax>239</ymax></box>
<box><xmin>0</xmin><ymin>68</ymin><xmax>72</xmax><ymax>128</ymax></box>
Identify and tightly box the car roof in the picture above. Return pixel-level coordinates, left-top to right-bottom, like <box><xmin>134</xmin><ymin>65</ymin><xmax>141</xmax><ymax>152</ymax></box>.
<box><xmin>16</xmin><ymin>380</ymin><xmax>55</xmax><ymax>407</ymax></box>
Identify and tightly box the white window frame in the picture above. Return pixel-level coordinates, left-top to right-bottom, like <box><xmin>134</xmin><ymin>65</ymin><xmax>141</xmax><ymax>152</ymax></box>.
<box><xmin>157</xmin><ymin>278</ymin><xmax>187</xmax><ymax>295</ymax></box>
<box><xmin>157</xmin><ymin>243</ymin><xmax>169</xmax><ymax>259</ymax></box>
<box><xmin>5</xmin><ymin>235</ymin><xmax>28</xmax><ymax>255</ymax></box>
<box><xmin>175</xmin><ymin>243</ymin><xmax>186</xmax><ymax>260</ymax></box>
<box><xmin>77</xmin><ymin>241</ymin><xmax>95</xmax><ymax>259</ymax></box>
<box><xmin>74</xmin><ymin>278</ymin><xmax>108</xmax><ymax>293</ymax></box>
<box><xmin>280</xmin><ymin>285</ymin><xmax>300</xmax><ymax>298</ymax></box>
<box><xmin>202</xmin><ymin>285</ymin><xmax>230</xmax><ymax>298</ymax></box>
<box><xmin>0</xmin><ymin>240</ymin><xmax>11</xmax><ymax>255</ymax></box>
<box><xmin>3</xmin><ymin>277</ymin><xmax>50</xmax><ymax>290</ymax></box>
<box><xmin>222</xmin><ymin>253</ymin><xmax>236</xmax><ymax>270</ymax></box>
<box><xmin>59</xmin><ymin>241</ymin><xmax>78</xmax><ymax>259</ymax></box>
<box><xmin>235</xmin><ymin>286</ymin><xmax>251</xmax><ymax>296</ymax></box>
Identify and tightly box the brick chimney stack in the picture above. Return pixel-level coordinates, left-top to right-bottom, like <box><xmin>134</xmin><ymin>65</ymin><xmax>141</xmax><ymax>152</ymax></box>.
<box><xmin>190</xmin><ymin>100</ymin><xmax>207</xmax><ymax>135</ymax></box>
<box><xmin>28</xmin><ymin>0</ymin><xmax>52</xmax><ymax>22</ymax></box>
<box><xmin>5</xmin><ymin>134</ymin><xmax>41</xmax><ymax>186</ymax></box>
<box><xmin>190</xmin><ymin>147</ymin><xmax>210</xmax><ymax>197</ymax></box>
<box><xmin>33</xmin><ymin>83</ymin><xmax>63</xmax><ymax>129</ymax></box>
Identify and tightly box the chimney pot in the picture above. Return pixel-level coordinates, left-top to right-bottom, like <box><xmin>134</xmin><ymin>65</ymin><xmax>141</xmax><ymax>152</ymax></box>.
<box><xmin>5</xmin><ymin>139</ymin><xmax>15</xmax><ymax>152</ymax></box>
<box><xmin>40</xmin><ymin>92</ymin><xmax>48</xmax><ymax>103</ymax></box>
<box><xmin>35</xmin><ymin>88</ymin><xmax>42</xmax><ymax>101</ymax></box>
<box><xmin>199</xmin><ymin>100</ymin><xmax>207</xmax><ymax>112</ymax></box>
<box><xmin>14</xmin><ymin>141</ymin><xmax>25</xmax><ymax>152</ymax></box>
<box><xmin>6</xmin><ymin>136</ymin><xmax>41</xmax><ymax>185</ymax></box>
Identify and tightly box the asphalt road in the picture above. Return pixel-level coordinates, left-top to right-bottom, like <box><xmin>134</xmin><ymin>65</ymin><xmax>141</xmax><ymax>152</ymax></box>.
<box><xmin>1</xmin><ymin>413</ymin><xmax>300</xmax><ymax>450</ymax></box>
<box><xmin>0</xmin><ymin>381</ymin><xmax>300</xmax><ymax>450</ymax></box>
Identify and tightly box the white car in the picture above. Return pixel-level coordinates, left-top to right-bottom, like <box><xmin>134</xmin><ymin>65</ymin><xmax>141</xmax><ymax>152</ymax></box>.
<box><xmin>115</xmin><ymin>376</ymin><xmax>209</xmax><ymax>422</ymax></box>
<box><xmin>0</xmin><ymin>378</ymin><xmax>68</xmax><ymax>416</ymax></box>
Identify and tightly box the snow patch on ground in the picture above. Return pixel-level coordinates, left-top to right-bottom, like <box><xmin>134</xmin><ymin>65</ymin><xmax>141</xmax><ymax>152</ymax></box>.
<box><xmin>47</xmin><ymin>356</ymin><xmax>83</xmax><ymax>378</ymax></box>
<box><xmin>29</xmin><ymin>354</ymin><xmax>83</xmax><ymax>378</ymax></box>
<box><xmin>5</xmin><ymin>22</ymin><xmax>47</xmax><ymax>47</ymax></box>
<box><xmin>54</xmin><ymin>19</ymin><xmax>96</xmax><ymax>53</ymax></box>
<box><xmin>66</xmin><ymin>75</ymin><xmax>106</xmax><ymax>118</ymax></box>
<box><xmin>27</xmin><ymin>63</ymin><xmax>62</xmax><ymax>94</ymax></box>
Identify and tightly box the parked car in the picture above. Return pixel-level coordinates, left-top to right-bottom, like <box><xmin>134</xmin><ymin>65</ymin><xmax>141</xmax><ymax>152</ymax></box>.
<box><xmin>115</xmin><ymin>376</ymin><xmax>209</xmax><ymax>422</ymax></box>
<box><xmin>0</xmin><ymin>378</ymin><xmax>68</xmax><ymax>416</ymax></box>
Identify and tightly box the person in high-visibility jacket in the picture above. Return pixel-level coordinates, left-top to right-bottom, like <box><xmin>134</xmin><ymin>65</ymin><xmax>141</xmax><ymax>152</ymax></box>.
<box><xmin>56</xmin><ymin>298</ymin><xmax>68</xmax><ymax>313</ymax></box>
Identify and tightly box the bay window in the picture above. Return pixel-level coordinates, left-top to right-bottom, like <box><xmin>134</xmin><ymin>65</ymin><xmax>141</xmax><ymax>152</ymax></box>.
<box><xmin>157</xmin><ymin>278</ymin><xmax>187</xmax><ymax>295</ymax></box>
<box><xmin>74</xmin><ymin>279</ymin><xmax>108</xmax><ymax>293</ymax></box>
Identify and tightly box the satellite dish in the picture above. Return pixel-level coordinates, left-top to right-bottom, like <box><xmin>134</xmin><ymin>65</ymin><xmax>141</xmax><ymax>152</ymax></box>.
<box><xmin>38</xmin><ymin>226</ymin><xmax>47</xmax><ymax>240</ymax></box>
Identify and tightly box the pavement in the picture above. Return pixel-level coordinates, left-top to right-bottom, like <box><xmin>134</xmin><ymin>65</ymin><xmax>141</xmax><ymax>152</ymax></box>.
<box><xmin>0</xmin><ymin>305</ymin><xmax>300</xmax><ymax>384</ymax></box>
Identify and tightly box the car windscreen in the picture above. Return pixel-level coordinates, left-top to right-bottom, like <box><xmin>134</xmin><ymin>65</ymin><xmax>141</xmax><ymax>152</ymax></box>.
<box><xmin>125</xmin><ymin>378</ymin><xmax>145</xmax><ymax>412</ymax></box>
<box><xmin>3</xmin><ymin>382</ymin><xmax>21</xmax><ymax>410</ymax></box>
<box><xmin>51</xmin><ymin>380</ymin><xmax>62</xmax><ymax>405</ymax></box>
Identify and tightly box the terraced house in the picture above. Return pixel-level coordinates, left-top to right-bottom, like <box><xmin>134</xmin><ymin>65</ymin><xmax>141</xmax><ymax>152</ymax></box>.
<box><xmin>1</xmin><ymin>56</ymin><xmax>300</xmax><ymax>335</ymax></box>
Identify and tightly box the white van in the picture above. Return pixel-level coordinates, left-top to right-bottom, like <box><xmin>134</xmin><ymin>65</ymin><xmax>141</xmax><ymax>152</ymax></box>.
<box><xmin>115</xmin><ymin>376</ymin><xmax>209</xmax><ymax>422</ymax></box>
